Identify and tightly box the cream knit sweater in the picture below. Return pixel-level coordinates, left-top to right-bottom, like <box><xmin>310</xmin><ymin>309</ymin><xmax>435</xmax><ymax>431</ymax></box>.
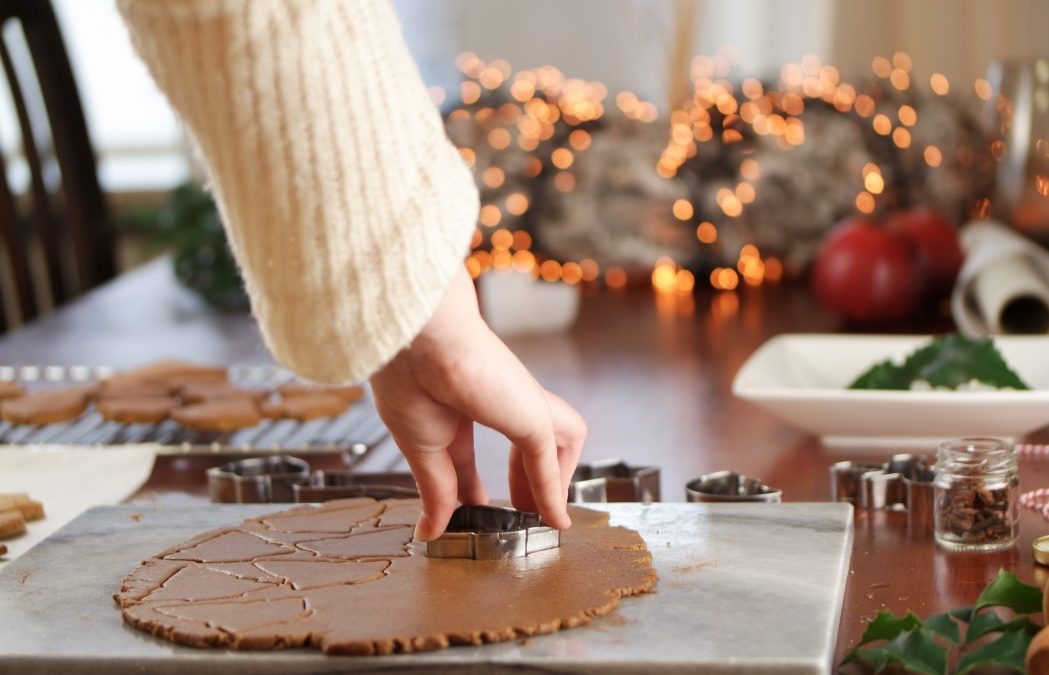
<box><xmin>118</xmin><ymin>0</ymin><xmax>479</xmax><ymax>383</ymax></box>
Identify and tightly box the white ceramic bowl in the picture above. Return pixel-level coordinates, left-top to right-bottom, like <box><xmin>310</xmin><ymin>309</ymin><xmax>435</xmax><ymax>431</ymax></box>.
<box><xmin>731</xmin><ymin>334</ymin><xmax>1049</xmax><ymax>449</ymax></box>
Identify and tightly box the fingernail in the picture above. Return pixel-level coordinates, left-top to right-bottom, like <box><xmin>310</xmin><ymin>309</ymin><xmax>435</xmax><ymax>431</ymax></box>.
<box><xmin>413</xmin><ymin>516</ymin><xmax>429</xmax><ymax>542</ymax></box>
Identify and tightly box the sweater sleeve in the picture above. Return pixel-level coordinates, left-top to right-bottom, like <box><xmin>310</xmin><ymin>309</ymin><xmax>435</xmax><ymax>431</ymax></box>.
<box><xmin>118</xmin><ymin>0</ymin><xmax>479</xmax><ymax>383</ymax></box>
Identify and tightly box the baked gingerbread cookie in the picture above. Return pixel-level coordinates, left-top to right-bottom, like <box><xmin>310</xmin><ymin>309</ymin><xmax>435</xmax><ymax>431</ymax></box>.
<box><xmin>115</xmin><ymin>499</ymin><xmax>657</xmax><ymax>655</ymax></box>
<box><xmin>172</xmin><ymin>398</ymin><xmax>262</xmax><ymax>432</ymax></box>
<box><xmin>0</xmin><ymin>494</ymin><xmax>44</xmax><ymax>522</ymax></box>
<box><xmin>277</xmin><ymin>383</ymin><xmax>364</xmax><ymax>403</ymax></box>
<box><xmin>103</xmin><ymin>360</ymin><xmax>228</xmax><ymax>389</ymax></box>
<box><xmin>96</xmin><ymin>379</ymin><xmax>171</xmax><ymax>400</ymax></box>
<box><xmin>0</xmin><ymin>381</ymin><xmax>24</xmax><ymax>401</ymax></box>
<box><xmin>177</xmin><ymin>381</ymin><xmax>268</xmax><ymax>405</ymax></box>
<box><xmin>261</xmin><ymin>392</ymin><xmax>349</xmax><ymax>421</ymax></box>
<box><xmin>0</xmin><ymin>387</ymin><xmax>92</xmax><ymax>425</ymax></box>
<box><xmin>0</xmin><ymin>510</ymin><xmax>26</xmax><ymax>539</ymax></box>
<box><xmin>96</xmin><ymin>396</ymin><xmax>177</xmax><ymax>424</ymax></box>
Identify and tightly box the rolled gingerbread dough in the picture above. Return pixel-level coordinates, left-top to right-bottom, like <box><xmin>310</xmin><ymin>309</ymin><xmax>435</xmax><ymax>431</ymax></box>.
<box><xmin>115</xmin><ymin>498</ymin><xmax>656</xmax><ymax>655</ymax></box>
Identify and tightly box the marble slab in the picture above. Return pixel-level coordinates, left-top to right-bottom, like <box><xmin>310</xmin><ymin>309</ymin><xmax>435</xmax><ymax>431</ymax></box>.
<box><xmin>0</xmin><ymin>502</ymin><xmax>853</xmax><ymax>674</ymax></box>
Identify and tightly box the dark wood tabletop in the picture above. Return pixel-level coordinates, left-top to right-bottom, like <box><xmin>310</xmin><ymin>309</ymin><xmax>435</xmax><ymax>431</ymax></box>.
<box><xmin>3</xmin><ymin>256</ymin><xmax>1049</xmax><ymax>664</ymax></box>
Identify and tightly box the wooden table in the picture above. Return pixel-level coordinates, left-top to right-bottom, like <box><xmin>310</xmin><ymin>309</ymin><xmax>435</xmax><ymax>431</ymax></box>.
<box><xmin>3</xmin><ymin>257</ymin><xmax>1048</xmax><ymax>663</ymax></box>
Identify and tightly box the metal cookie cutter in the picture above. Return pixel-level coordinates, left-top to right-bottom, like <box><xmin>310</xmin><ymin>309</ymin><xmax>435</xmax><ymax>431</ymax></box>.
<box><xmin>862</xmin><ymin>454</ymin><xmax>928</xmax><ymax>511</ymax></box>
<box><xmin>685</xmin><ymin>470</ymin><xmax>782</xmax><ymax>503</ymax></box>
<box><xmin>829</xmin><ymin>461</ymin><xmax>884</xmax><ymax>504</ymax></box>
<box><xmin>207</xmin><ymin>455</ymin><xmax>310</xmax><ymax>503</ymax></box>
<box><xmin>293</xmin><ymin>470</ymin><xmax>419</xmax><ymax>502</ymax></box>
<box><xmin>904</xmin><ymin>465</ymin><xmax>936</xmax><ymax>534</ymax></box>
<box><xmin>568</xmin><ymin>459</ymin><xmax>660</xmax><ymax>503</ymax></box>
<box><xmin>426</xmin><ymin>505</ymin><xmax>561</xmax><ymax>560</ymax></box>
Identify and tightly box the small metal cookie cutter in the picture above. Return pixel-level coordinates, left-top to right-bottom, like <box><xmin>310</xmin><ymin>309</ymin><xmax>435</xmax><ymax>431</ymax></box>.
<box><xmin>426</xmin><ymin>505</ymin><xmax>561</xmax><ymax>560</ymax></box>
<box><xmin>685</xmin><ymin>470</ymin><xmax>782</xmax><ymax>502</ymax></box>
<box><xmin>828</xmin><ymin>454</ymin><xmax>930</xmax><ymax>511</ymax></box>
<box><xmin>904</xmin><ymin>466</ymin><xmax>936</xmax><ymax>533</ymax></box>
<box><xmin>568</xmin><ymin>459</ymin><xmax>660</xmax><ymax>503</ymax></box>
<box><xmin>829</xmin><ymin>461</ymin><xmax>884</xmax><ymax>504</ymax></box>
<box><xmin>293</xmin><ymin>470</ymin><xmax>418</xmax><ymax>502</ymax></box>
<box><xmin>207</xmin><ymin>455</ymin><xmax>310</xmax><ymax>503</ymax></box>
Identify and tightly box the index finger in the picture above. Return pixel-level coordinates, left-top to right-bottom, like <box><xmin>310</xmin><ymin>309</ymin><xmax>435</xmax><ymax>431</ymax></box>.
<box><xmin>506</xmin><ymin>419</ymin><xmax>571</xmax><ymax>529</ymax></box>
<box><xmin>422</xmin><ymin>345</ymin><xmax>571</xmax><ymax>529</ymax></box>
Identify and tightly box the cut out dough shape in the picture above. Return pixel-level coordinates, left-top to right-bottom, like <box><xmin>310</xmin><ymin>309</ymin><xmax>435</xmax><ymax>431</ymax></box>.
<box><xmin>253</xmin><ymin>559</ymin><xmax>390</xmax><ymax>590</ymax></box>
<box><xmin>163</xmin><ymin>531</ymin><xmax>293</xmax><ymax>563</ymax></box>
<box><xmin>143</xmin><ymin>566</ymin><xmax>276</xmax><ymax>603</ymax></box>
<box><xmin>261</xmin><ymin>502</ymin><xmax>384</xmax><ymax>534</ymax></box>
<box><xmin>298</xmin><ymin>526</ymin><xmax>413</xmax><ymax>559</ymax></box>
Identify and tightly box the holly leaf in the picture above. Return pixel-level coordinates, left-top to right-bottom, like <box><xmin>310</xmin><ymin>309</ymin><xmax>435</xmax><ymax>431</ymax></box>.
<box><xmin>846</xmin><ymin>628</ymin><xmax>947</xmax><ymax>675</ymax></box>
<box><xmin>973</xmin><ymin>569</ymin><xmax>1043</xmax><ymax>615</ymax></box>
<box><xmin>857</xmin><ymin>610</ymin><xmax>925</xmax><ymax>646</ymax></box>
<box><xmin>847</xmin><ymin>334</ymin><xmax>1030</xmax><ymax>390</ymax></box>
<box><xmin>923</xmin><ymin>612</ymin><xmax>960</xmax><ymax>644</ymax></box>
<box><xmin>956</xmin><ymin>626</ymin><xmax>1032</xmax><ymax>675</ymax></box>
<box><xmin>915</xmin><ymin>334</ymin><xmax>1029</xmax><ymax>390</ymax></box>
<box><xmin>965</xmin><ymin>609</ymin><xmax>1039</xmax><ymax>644</ymax></box>
<box><xmin>849</xmin><ymin>358</ymin><xmax>913</xmax><ymax>390</ymax></box>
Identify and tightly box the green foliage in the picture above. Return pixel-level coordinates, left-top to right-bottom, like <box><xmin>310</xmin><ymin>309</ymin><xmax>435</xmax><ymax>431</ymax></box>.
<box><xmin>841</xmin><ymin>569</ymin><xmax>1042</xmax><ymax>674</ymax></box>
<box><xmin>956</xmin><ymin>628</ymin><xmax>1032</xmax><ymax>675</ymax></box>
<box><xmin>973</xmin><ymin>570</ymin><xmax>1044</xmax><ymax>615</ymax></box>
<box><xmin>126</xmin><ymin>182</ymin><xmax>247</xmax><ymax>310</ymax></box>
<box><xmin>924</xmin><ymin>613</ymin><xmax>961</xmax><ymax>645</ymax></box>
<box><xmin>848</xmin><ymin>334</ymin><xmax>1031</xmax><ymax>390</ymax></box>
<box><xmin>857</xmin><ymin>611</ymin><xmax>925</xmax><ymax>645</ymax></box>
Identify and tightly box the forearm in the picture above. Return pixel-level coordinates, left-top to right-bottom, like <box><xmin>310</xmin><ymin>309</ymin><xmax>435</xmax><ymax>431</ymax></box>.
<box><xmin>119</xmin><ymin>0</ymin><xmax>478</xmax><ymax>382</ymax></box>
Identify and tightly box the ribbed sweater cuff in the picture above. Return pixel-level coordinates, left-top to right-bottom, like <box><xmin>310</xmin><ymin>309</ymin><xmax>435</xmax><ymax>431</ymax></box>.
<box><xmin>119</xmin><ymin>0</ymin><xmax>478</xmax><ymax>382</ymax></box>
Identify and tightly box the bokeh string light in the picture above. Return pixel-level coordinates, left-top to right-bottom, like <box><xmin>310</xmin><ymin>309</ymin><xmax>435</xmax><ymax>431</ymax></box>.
<box><xmin>447</xmin><ymin>50</ymin><xmax>997</xmax><ymax>293</ymax></box>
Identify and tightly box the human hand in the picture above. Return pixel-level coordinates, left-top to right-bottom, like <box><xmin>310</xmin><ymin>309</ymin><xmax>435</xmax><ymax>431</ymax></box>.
<box><xmin>369</xmin><ymin>267</ymin><xmax>586</xmax><ymax>541</ymax></box>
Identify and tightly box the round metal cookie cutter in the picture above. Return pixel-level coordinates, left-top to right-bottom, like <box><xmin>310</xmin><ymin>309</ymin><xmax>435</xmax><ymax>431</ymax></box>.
<box><xmin>425</xmin><ymin>505</ymin><xmax>561</xmax><ymax>560</ymax></box>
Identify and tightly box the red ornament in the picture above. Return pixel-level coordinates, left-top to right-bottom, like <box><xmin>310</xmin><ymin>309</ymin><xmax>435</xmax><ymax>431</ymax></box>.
<box><xmin>811</xmin><ymin>216</ymin><xmax>921</xmax><ymax>323</ymax></box>
<box><xmin>885</xmin><ymin>208</ymin><xmax>963</xmax><ymax>303</ymax></box>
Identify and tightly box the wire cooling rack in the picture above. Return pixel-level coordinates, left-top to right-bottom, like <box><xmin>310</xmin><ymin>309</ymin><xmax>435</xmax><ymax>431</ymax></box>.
<box><xmin>0</xmin><ymin>364</ymin><xmax>388</xmax><ymax>456</ymax></box>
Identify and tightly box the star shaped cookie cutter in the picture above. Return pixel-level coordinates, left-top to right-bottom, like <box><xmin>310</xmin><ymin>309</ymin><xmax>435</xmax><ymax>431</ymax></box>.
<box><xmin>568</xmin><ymin>459</ymin><xmax>661</xmax><ymax>503</ymax></box>
<box><xmin>425</xmin><ymin>505</ymin><xmax>561</xmax><ymax>560</ymax></box>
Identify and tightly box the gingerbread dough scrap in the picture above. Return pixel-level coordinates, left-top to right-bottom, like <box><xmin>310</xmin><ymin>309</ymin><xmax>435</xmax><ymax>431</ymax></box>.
<box><xmin>116</xmin><ymin>498</ymin><xmax>657</xmax><ymax>655</ymax></box>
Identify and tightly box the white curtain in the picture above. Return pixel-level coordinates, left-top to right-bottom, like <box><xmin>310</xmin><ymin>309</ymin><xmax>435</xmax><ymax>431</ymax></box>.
<box><xmin>829</xmin><ymin>0</ymin><xmax>1049</xmax><ymax>85</ymax></box>
<box><xmin>423</xmin><ymin>0</ymin><xmax>834</xmax><ymax>108</ymax></box>
<box><xmin>397</xmin><ymin>0</ymin><xmax>1048</xmax><ymax>106</ymax></box>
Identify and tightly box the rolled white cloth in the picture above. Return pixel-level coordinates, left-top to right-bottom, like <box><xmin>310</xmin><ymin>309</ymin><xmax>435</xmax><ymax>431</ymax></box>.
<box><xmin>951</xmin><ymin>219</ymin><xmax>1049</xmax><ymax>335</ymax></box>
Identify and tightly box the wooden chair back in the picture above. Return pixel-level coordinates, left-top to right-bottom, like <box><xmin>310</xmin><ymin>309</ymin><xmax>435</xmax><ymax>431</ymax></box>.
<box><xmin>0</xmin><ymin>0</ymin><xmax>112</xmax><ymax>332</ymax></box>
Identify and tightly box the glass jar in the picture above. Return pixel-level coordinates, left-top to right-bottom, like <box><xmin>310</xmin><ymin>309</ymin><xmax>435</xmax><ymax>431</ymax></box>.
<box><xmin>933</xmin><ymin>438</ymin><xmax>1019</xmax><ymax>552</ymax></box>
